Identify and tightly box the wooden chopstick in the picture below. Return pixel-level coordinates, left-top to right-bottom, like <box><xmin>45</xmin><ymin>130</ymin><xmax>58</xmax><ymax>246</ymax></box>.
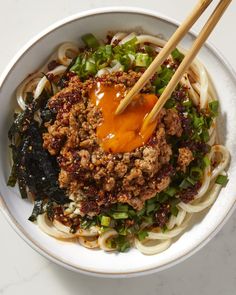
<box><xmin>142</xmin><ymin>0</ymin><xmax>231</xmax><ymax>130</ymax></box>
<box><xmin>115</xmin><ymin>0</ymin><xmax>213</xmax><ymax>115</ymax></box>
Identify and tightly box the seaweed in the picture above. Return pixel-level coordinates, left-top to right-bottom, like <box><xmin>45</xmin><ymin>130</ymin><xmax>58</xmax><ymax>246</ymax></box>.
<box><xmin>28</xmin><ymin>199</ymin><xmax>44</xmax><ymax>222</ymax></box>
<box><xmin>8</xmin><ymin>90</ymin><xmax>70</xmax><ymax>211</ymax></box>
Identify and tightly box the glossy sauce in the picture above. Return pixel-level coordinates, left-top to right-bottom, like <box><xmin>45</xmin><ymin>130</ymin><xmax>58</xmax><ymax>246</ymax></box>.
<box><xmin>90</xmin><ymin>82</ymin><xmax>158</xmax><ymax>153</ymax></box>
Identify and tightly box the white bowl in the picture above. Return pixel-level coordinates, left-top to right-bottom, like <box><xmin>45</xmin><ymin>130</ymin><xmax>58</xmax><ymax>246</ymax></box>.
<box><xmin>1</xmin><ymin>7</ymin><xmax>236</xmax><ymax>278</ymax></box>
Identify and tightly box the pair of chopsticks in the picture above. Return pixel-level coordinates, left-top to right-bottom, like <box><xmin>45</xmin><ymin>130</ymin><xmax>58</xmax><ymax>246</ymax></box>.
<box><xmin>115</xmin><ymin>0</ymin><xmax>232</xmax><ymax>130</ymax></box>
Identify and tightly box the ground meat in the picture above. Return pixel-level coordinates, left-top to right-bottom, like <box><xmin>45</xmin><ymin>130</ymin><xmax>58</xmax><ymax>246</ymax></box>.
<box><xmin>154</xmin><ymin>203</ymin><xmax>171</xmax><ymax>228</ymax></box>
<box><xmin>164</xmin><ymin>109</ymin><xmax>183</xmax><ymax>137</ymax></box>
<box><xmin>180</xmin><ymin>182</ymin><xmax>201</xmax><ymax>203</ymax></box>
<box><xmin>43</xmin><ymin>71</ymin><xmax>184</xmax><ymax>215</ymax></box>
<box><xmin>177</xmin><ymin>147</ymin><xmax>194</xmax><ymax>172</ymax></box>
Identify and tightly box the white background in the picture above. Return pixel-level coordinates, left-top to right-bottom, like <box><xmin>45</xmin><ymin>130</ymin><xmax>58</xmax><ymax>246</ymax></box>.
<box><xmin>0</xmin><ymin>0</ymin><xmax>236</xmax><ymax>294</ymax></box>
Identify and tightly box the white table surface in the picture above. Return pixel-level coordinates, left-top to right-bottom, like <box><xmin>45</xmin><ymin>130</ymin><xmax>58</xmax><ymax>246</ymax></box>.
<box><xmin>1</xmin><ymin>0</ymin><xmax>236</xmax><ymax>294</ymax></box>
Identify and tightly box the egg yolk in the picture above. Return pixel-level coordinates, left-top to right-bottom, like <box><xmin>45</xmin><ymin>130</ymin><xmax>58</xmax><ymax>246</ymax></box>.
<box><xmin>90</xmin><ymin>82</ymin><xmax>158</xmax><ymax>153</ymax></box>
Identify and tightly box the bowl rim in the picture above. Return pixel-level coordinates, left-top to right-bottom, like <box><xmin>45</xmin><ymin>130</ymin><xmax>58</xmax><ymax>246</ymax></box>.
<box><xmin>1</xmin><ymin>6</ymin><xmax>236</xmax><ymax>278</ymax></box>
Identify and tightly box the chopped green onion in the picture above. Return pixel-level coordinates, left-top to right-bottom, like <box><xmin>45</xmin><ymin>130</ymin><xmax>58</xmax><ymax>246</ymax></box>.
<box><xmin>158</xmin><ymin>193</ymin><xmax>169</xmax><ymax>203</ymax></box>
<box><xmin>85</xmin><ymin>60</ymin><xmax>96</xmax><ymax>73</ymax></box>
<box><xmin>114</xmin><ymin>236</ymin><xmax>130</xmax><ymax>252</ymax></box>
<box><xmin>190</xmin><ymin>167</ymin><xmax>203</xmax><ymax>180</ymax></box>
<box><xmin>201</xmin><ymin>129</ymin><xmax>210</xmax><ymax>142</ymax></box>
<box><xmin>135</xmin><ymin>53</ymin><xmax>152</xmax><ymax>67</ymax></box>
<box><xmin>193</xmin><ymin>115</ymin><xmax>204</xmax><ymax>129</ymax></box>
<box><xmin>209</xmin><ymin>101</ymin><xmax>219</xmax><ymax>117</ymax></box>
<box><xmin>182</xmin><ymin>99</ymin><xmax>192</xmax><ymax>107</ymax></box>
<box><xmin>118</xmin><ymin>227</ymin><xmax>128</xmax><ymax>236</ymax></box>
<box><xmin>161</xmin><ymin>224</ymin><xmax>168</xmax><ymax>232</ymax></box>
<box><xmin>146</xmin><ymin>203</ymin><xmax>156</xmax><ymax>214</ymax></box>
<box><xmin>186</xmin><ymin>177</ymin><xmax>197</xmax><ymax>185</ymax></box>
<box><xmin>117</xmin><ymin>203</ymin><xmax>129</xmax><ymax>212</ymax></box>
<box><xmin>171</xmin><ymin>48</ymin><xmax>184</xmax><ymax>62</ymax></box>
<box><xmin>123</xmin><ymin>36</ymin><xmax>137</xmax><ymax>46</ymax></box>
<box><xmin>101</xmin><ymin>216</ymin><xmax>111</xmax><ymax>227</ymax></box>
<box><xmin>128</xmin><ymin>209</ymin><xmax>136</xmax><ymax>217</ymax></box>
<box><xmin>215</xmin><ymin>175</ymin><xmax>229</xmax><ymax>186</ymax></box>
<box><xmin>170</xmin><ymin>206</ymin><xmax>179</xmax><ymax>217</ymax></box>
<box><xmin>82</xmin><ymin>33</ymin><xmax>100</xmax><ymax>49</ymax></box>
<box><xmin>144</xmin><ymin>45</ymin><xmax>155</xmax><ymax>55</ymax></box>
<box><xmin>142</xmin><ymin>215</ymin><xmax>154</xmax><ymax>225</ymax></box>
<box><xmin>112</xmin><ymin>212</ymin><xmax>129</xmax><ymax>219</ymax></box>
<box><xmin>165</xmin><ymin>187</ymin><xmax>177</xmax><ymax>197</ymax></box>
<box><xmin>127</xmin><ymin>224</ymin><xmax>140</xmax><ymax>234</ymax></box>
<box><xmin>147</xmin><ymin>197</ymin><xmax>157</xmax><ymax>205</ymax></box>
<box><xmin>137</xmin><ymin>231</ymin><xmax>149</xmax><ymax>241</ymax></box>
<box><xmin>157</xmin><ymin>86</ymin><xmax>166</xmax><ymax>95</ymax></box>
<box><xmin>164</xmin><ymin>98</ymin><xmax>176</xmax><ymax>109</ymax></box>
<box><xmin>153</xmin><ymin>77</ymin><xmax>162</xmax><ymax>88</ymax></box>
<box><xmin>137</xmin><ymin>207</ymin><xmax>145</xmax><ymax>217</ymax></box>
<box><xmin>159</xmin><ymin>67</ymin><xmax>174</xmax><ymax>85</ymax></box>
<box><xmin>179</xmin><ymin>178</ymin><xmax>192</xmax><ymax>189</ymax></box>
<box><xmin>203</xmin><ymin>156</ymin><xmax>211</xmax><ymax>168</ymax></box>
<box><xmin>170</xmin><ymin>198</ymin><xmax>180</xmax><ymax>206</ymax></box>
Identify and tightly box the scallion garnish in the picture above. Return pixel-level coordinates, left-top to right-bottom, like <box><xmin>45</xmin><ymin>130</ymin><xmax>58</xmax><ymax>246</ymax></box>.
<box><xmin>112</xmin><ymin>212</ymin><xmax>129</xmax><ymax>219</ymax></box>
<box><xmin>179</xmin><ymin>177</ymin><xmax>196</xmax><ymax>189</ymax></box>
<box><xmin>203</xmin><ymin>156</ymin><xmax>211</xmax><ymax>167</ymax></box>
<box><xmin>209</xmin><ymin>101</ymin><xmax>219</xmax><ymax>117</ymax></box>
<box><xmin>215</xmin><ymin>175</ymin><xmax>229</xmax><ymax>186</ymax></box>
<box><xmin>117</xmin><ymin>203</ymin><xmax>129</xmax><ymax>212</ymax></box>
<box><xmin>170</xmin><ymin>206</ymin><xmax>179</xmax><ymax>217</ymax></box>
<box><xmin>164</xmin><ymin>98</ymin><xmax>176</xmax><ymax>109</ymax></box>
<box><xmin>137</xmin><ymin>231</ymin><xmax>149</xmax><ymax>241</ymax></box>
<box><xmin>146</xmin><ymin>203</ymin><xmax>156</xmax><ymax>214</ymax></box>
<box><xmin>101</xmin><ymin>215</ymin><xmax>111</xmax><ymax>227</ymax></box>
<box><xmin>114</xmin><ymin>236</ymin><xmax>131</xmax><ymax>252</ymax></box>
<box><xmin>137</xmin><ymin>207</ymin><xmax>145</xmax><ymax>217</ymax></box>
<box><xmin>171</xmin><ymin>48</ymin><xmax>184</xmax><ymax>62</ymax></box>
<box><xmin>165</xmin><ymin>187</ymin><xmax>177</xmax><ymax>197</ymax></box>
<box><xmin>82</xmin><ymin>33</ymin><xmax>100</xmax><ymax>49</ymax></box>
<box><xmin>135</xmin><ymin>53</ymin><xmax>152</xmax><ymax>67</ymax></box>
<box><xmin>190</xmin><ymin>167</ymin><xmax>203</xmax><ymax>180</ymax></box>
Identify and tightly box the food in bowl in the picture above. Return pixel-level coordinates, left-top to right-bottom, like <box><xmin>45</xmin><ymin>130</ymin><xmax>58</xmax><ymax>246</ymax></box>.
<box><xmin>7</xmin><ymin>31</ymin><xmax>230</xmax><ymax>255</ymax></box>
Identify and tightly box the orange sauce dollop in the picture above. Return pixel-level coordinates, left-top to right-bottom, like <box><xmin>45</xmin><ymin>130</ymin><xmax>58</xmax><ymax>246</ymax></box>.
<box><xmin>90</xmin><ymin>83</ymin><xmax>158</xmax><ymax>153</ymax></box>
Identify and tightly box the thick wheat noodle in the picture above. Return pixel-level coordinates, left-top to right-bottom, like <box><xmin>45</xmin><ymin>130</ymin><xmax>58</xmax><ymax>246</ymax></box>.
<box><xmin>57</xmin><ymin>42</ymin><xmax>79</xmax><ymax>66</ymax></box>
<box><xmin>135</xmin><ymin>238</ymin><xmax>171</xmax><ymax>255</ymax></box>
<box><xmin>98</xmin><ymin>229</ymin><xmax>118</xmax><ymax>251</ymax></box>
<box><xmin>78</xmin><ymin>236</ymin><xmax>99</xmax><ymax>249</ymax></box>
<box><xmin>20</xmin><ymin>33</ymin><xmax>229</xmax><ymax>255</ymax></box>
